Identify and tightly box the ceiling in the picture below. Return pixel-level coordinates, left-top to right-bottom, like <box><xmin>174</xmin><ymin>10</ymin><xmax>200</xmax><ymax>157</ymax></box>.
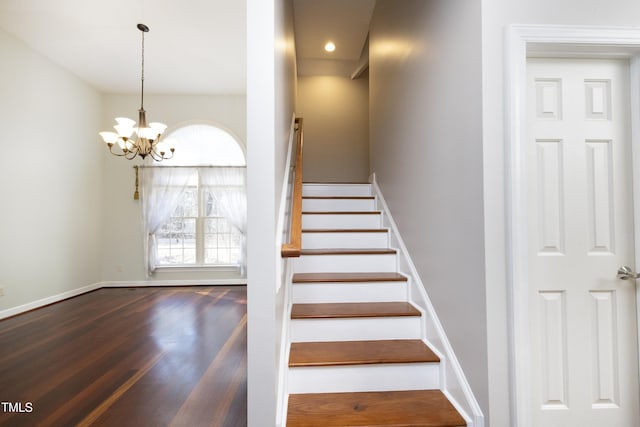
<box><xmin>0</xmin><ymin>0</ymin><xmax>374</xmax><ymax>95</ymax></box>
<box><xmin>293</xmin><ymin>0</ymin><xmax>375</xmax><ymax>78</ymax></box>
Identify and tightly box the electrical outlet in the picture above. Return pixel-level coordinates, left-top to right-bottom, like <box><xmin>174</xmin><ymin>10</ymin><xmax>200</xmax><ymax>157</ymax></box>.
<box><xmin>0</xmin><ymin>288</ymin><xmax>4</xmax><ymax>297</ymax></box>
<box><xmin>116</xmin><ymin>265</ymin><xmax>123</xmax><ymax>273</ymax></box>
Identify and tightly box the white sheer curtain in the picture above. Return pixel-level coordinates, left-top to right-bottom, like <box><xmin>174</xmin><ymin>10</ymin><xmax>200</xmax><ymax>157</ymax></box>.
<box><xmin>200</xmin><ymin>167</ymin><xmax>247</xmax><ymax>274</ymax></box>
<box><xmin>140</xmin><ymin>167</ymin><xmax>196</xmax><ymax>275</ymax></box>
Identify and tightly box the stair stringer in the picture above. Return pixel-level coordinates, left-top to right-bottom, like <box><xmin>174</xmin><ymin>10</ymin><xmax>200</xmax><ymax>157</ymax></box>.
<box><xmin>276</xmin><ymin>258</ymin><xmax>294</xmax><ymax>427</ymax></box>
<box><xmin>275</xmin><ymin>114</ymin><xmax>297</xmax><ymax>427</ymax></box>
<box><xmin>371</xmin><ymin>174</ymin><xmax>485</xmax><ymax>427</ymax></box>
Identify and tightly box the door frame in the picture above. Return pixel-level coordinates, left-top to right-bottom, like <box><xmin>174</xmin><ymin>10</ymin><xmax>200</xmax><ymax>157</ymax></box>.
<box><xmin>506</xmin><ymin>25</ymin><xmax>640</xmax><ymax>427</ymax></box>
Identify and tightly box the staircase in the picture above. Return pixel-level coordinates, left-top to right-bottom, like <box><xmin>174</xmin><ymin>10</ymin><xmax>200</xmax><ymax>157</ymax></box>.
<box><xmin>285</xmin><ymin>182</ymin><xmax>467</xmax><ymax>427</ymax></box>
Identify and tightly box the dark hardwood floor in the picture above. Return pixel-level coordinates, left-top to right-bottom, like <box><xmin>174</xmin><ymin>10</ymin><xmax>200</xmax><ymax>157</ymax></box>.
<box><xmin>0</xmin><ymin>286</ymin><xmax>247</xmax><ymax>427</ymax></box>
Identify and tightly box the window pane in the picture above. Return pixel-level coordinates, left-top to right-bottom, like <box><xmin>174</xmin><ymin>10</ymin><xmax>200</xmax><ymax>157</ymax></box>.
<box><xmin>204</xmin><ymin>192</ymin><xmax>215</xmax><ymax>217</ymax></box>
<box><xmin>204</xmin><ymin>217</ymin><xmax>241</xmax><ymax>265</ymax></box>
<box><xmin>181</xmin><ymin>188</ymin><xmax>198</xmax><ymax>218</ymax></box>
<box><xmin>183</xmin><ymin>248</ymin><xmax>196</xmax><ymax>264</ymax></box>
<box><xmin>205</xmin><ymin>219</ymin><xmax>218</xmax><ymax>233</ymax></box>
<box><xmin>218</xmin><ymin>232</ymin><xmax>230</xmax><ymax>247</ymax></box>
<box><xmin>156</xmin><ymin>217</ymin><xmax>196</xmax><ymax>265</ymax></box>
<box><xmin>184</xmin><ymin>220</ymin><xmax>195</xmax><ymax>234</ymax></box>
<box><xmin>231</xmin><ymin>233</ymin><xmax>241</xmax><ymax>246</ymax></box>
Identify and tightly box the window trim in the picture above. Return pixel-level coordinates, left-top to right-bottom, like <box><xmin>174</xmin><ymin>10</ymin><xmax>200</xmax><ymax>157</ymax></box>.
<box><xmin>153</xmin><ymin>264</ymin><xmax>241</xmax><ymax>273</ymax></box>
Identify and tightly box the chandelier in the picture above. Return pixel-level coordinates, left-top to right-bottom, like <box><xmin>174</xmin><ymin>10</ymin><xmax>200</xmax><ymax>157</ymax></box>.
<box><xmin>99</xmin><ymin>23</ymin><xmax>174</xmax><ymax>161</ymax></box>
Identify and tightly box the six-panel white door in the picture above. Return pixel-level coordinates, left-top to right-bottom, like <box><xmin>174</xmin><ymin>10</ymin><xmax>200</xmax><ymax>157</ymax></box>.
<box><xmin>527</xmin><ymin>58</ymin><xmax>639</xmax><ymax>427</ymax></box>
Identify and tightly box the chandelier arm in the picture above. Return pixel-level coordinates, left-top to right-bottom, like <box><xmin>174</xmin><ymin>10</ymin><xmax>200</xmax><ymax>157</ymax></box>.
<box><xmin>153</xmin><ymin>145</ymin><xmax>168</xmax><ymax>161</ymax></box>
<box><xmin>108</xmin><ymin>144</ymin><xmax>129</xmax><ymax>157</ymax></box>
<box><xmin>125</xmin><ymin>150</ymin><xmax>139</xmax><ymax>161</ymax></box>
<box><xmin>163</xmin><ymin>149</ymin><xmax>175</xmax><ymax>160</ymax></box>
<box><xmin>163</xmin><ymin>148</ymin><xmax>175</xmax><ymax>160</ymax></box>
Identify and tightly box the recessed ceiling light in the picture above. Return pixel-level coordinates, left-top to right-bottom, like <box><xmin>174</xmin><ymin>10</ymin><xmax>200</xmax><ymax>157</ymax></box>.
<box><xmin>324</xmin><ymin>41</ymin><xmax>336</xmax><ymax>52</ymax></box>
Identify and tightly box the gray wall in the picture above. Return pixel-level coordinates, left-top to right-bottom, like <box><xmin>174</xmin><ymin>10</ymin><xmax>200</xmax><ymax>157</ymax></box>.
<box><xmin>369</xmin><ymin>0</ymin><xmax>488</xmax><ymax>416</ymax></box>
<box><xmin>0</xmin><ymin>29</ymin><xmax>103</xmax><ymax>312</ymax></box>
<box><xmin>297</xmin><ymin>75</ymin><xmax>369</xmax><ymax>182</ymax></box>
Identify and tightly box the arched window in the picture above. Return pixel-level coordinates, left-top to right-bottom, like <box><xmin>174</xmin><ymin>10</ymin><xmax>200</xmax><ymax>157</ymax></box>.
<box><xmin>150</xmin><ymin>124</ymin><xmax>246</xmax><ymax>270</ymax></box>
<box><xmin>160</xmin><ymin>124</ymin><xmax>245</xmax><ymax>166</ymax></box>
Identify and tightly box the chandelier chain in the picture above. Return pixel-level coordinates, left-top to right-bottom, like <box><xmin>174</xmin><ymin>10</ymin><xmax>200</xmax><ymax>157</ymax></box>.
<box><xmin>140</xmin><ymin>27</ymin><xmax>145</xmax><ymax>109</ymax></box>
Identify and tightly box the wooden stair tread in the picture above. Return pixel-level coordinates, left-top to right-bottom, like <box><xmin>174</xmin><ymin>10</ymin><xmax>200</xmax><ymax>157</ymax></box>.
<box><xmin>289</xmin><ymin>339</ymin><xmax>439</xmax><ymax>367</ymax></box>
<box><xmin>292</xmin><ymin>272</ymin><xmax>408</xmax><ymax>283</ymax></box>
<box><xmin>291</xmin><ymin>302</ymin><xmax>420</xmax><ymax>319</ymax></box>
<box><xmin>300</xmin><ymin>248</ymin><xmax>396</xmax><ymax>255</ymax></box>
<box><xmin>302</xmin><ymin>228</ymin><xmax>388</xmax><ymax>233</ymax></box>
<box><xmin>304</xmin><ymin>181</ymin><xmax>370</xmax><ymax>184</ymax></box>
<box><xmin>287</xmin><ymin>389</ymin><xmax>466</xmax><ymax>427</ymax></box>
<box><xmin>303</xmin><ymin>211</ymin><xmax>381</xmax><ymax>215</ymax></box>
<box><xmin>303</xmin><ymin>196</ymin><xmax>375</xmax><ymax>200</ymax></box>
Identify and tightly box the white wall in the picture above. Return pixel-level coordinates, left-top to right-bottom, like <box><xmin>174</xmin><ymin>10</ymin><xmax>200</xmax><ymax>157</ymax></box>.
<box><xmin>246</xmin><ymin>0</ymin><xmax>296</xmax><ymax>425</ymax></box>
<box><xmin>369</xmin><ymin>0</ymin><xmax>488</xmax><ymax>417</ymax></box>
<box><xmin>274</xmin><ymin>0</ymin><xmax>298</xmax><ymax>423</ymax></box>
<box><xmin>481</xmin><ymin>1</ymin><xmax>640</xmax><ymax>426</ymax></box>
<box><xmin>297</xmin><ymin>75</ymin><xmax>369</xmax><ymax>182</ymax></box>
<box><xmin>0</xmin><ymin>29</ymin><xmax>103</xmax><ymax>312</ymax></box>
<box><xmin>100</xmin><ymin>94</ymin><xmax>246</xmax><ymax>283</ymax></box>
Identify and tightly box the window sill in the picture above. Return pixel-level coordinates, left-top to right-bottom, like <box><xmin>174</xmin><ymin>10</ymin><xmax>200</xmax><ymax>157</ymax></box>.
<box><xmin>154</xmin><ymin>265</ymin><xmax>241</xmax><ymax>273</ymax></box>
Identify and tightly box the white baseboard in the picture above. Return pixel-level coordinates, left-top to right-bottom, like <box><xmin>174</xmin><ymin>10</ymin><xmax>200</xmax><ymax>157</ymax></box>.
<box><xmin>101</xmin><ymin>278</ymin><xmax>247</xmax><ymax>287</ymax></box>
<box><xmin>0</xmin><ymin>282</ymin><xmax>102</xmax><ymax>320</ymax></box>
<box><xmin>0</xmin><ymin>279</ymin><xmax>248</xmax><ymax>320</ymax></box>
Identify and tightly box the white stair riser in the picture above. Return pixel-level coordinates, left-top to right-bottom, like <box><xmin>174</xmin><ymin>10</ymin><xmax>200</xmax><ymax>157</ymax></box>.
<box><xmin>294</xmin><ymin>254</ymin><xmax>396</xmax><ymax>273</ymax></box>
<box><xmin>290</xmin><ymin>317</ymin><xmax>421</xmax><ymax>342</ymax></box>
<box><xmin>292</xmin><ymin>281</ymin><xmax>408</xmax><ymax>303</ymax></box>
<box><xmin>302</xmin><ymin>232</ymin><xmax>389</xmax><ymax>249</ymax></box>
<box><xmin>302</xmin><ymin>198</ymin><xmax>376</xmax><ymax>212</ymax></box>
<box><xmin>302</xmin><ymin>214</ymin><xmax>381</xmax><ymax>229</ymax></box>
<box><xmin>288</xmin><ymin>363</ymin><xmax>440</xmax><ymax>394</ymax></box>
<box><xmin>303</xmin><ymin>184</ymin><xmax>371</xmax><ymax>197</ymax></box>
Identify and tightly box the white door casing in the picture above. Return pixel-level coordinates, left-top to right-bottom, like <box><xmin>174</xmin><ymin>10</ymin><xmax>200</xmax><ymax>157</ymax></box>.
<box><xmin>506</xmin><ymin>26</ymin><xmax>640</xmax><ymax>427</ymax></box>
<box><xmin>527</xmin><ymin>58</ymin><xmax>638</xmax><ymax>427</ymax></box>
